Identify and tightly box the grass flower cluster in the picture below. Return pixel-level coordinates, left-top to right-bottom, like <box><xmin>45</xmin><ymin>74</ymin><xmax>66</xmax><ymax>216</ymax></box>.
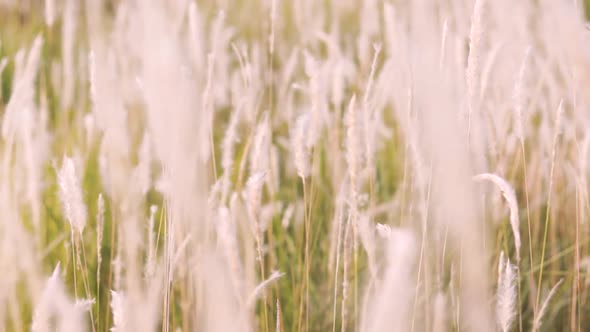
<box><xmin>0</xmin><ymin>0</ymin><xmax>589</xmax><ymax>331</ymax></box>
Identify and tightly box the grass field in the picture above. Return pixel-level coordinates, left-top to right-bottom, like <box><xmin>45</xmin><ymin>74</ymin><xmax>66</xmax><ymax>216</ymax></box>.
<box><xmin>0</xmin><ymin>0</ymin><xmax>590</xmax><ymax>331</ymax></box>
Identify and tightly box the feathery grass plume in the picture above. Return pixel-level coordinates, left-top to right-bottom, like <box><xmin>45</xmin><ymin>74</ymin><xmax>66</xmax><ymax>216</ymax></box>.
<box><xmin>88</xmin><ymin>48</ymin><xmax>130</xmax><ymax>189</ymax></box>
<box><xmin>466</xmin><ymin>0</ymin><xmax>486</xmax><ymax>135</ymax></box>
<box><xmin>269</xmin><ymin>0</ymin><xmax>277</xmax><ymax>56</ymax></box>
<box><xmin>216</xmin><ymin>205</ymin><xmax>245</xmax><ymax>303</ymax></box>
<box><xmin>345</xmin><ymin>95</ymin><xmax>360</xmax><ymax>196</ymax></box>
<box><xmin>413</xmin><ymin>39</ymin><xmax>493</xmax><ymax>331</ymax></box>
<box><xmin>245</xmin><ymin>170</ymin><xmax>268</xmax><ymax>318</ymax></box>
<box><xmin>112</xmin><ymin>241</ymin><xmax>123</xmax><ymax>292</ymax></box>
<box><xmin>549</xmin><ymin>100</ymin><xmax>565</xmax><ymax>201</ymax></box>
<box><xmin>357</xmin><ymin>214</ymin><xmax>376</xmax><ymax>277</ymax></box>
<box><xmin>496</xmin><ymin>252</ymin><xmax>516</xmax><ymax>332</ymax></box>
<box><xmin>269</xmin><ymin>144</ymin><xmax>280</xmax><ymax>194</ymax></box>
<box><xmin>32</xmin><ymin>263</ymin><xmax>85</xmax><ymax>332</ymax></box>
<box><xmin>329</xmin><ymin>183</ymin><xmax>346</xmax><ymax>272</ymax></box>
<box><xmin>135</xmin><ymin>5</ymin><xmax>214</xmax><ymax>329</ymax></box>
<box><xmin>344</xmin><ymin>86</ymin><xmax>369</xmax><ymax>330</ymax></box>
<box><xmin>439</xmin><ymin>19</ymin><xmax>449</xmax><ymax>68</ymax></box>
<box><xmin>2</xmin><ymin>0</ymin><xmax>590</xmax><ymax>330</ymax></box>
<box><xmin>473</xmin><ymin>173</ymin><xmax>521</xmax><ymax>260</ymax></box>
<box><xmin>247</xmin><ymin>270</ymin><xmax>285</xmax><ymax>307</ymax></box>
<box><xmin>432</xmin><ymin>292</ymin><xmax>447</xmax><ymax>332</ymax></box>
<box><xmin>187</xmin><ymin>1</ymin><xmax>205</xmax><ymax>73</ymax></box>
<box><xmin>246</xmin><ymin>171</ymin><xmax>266</xmax><ymax>223</ymax></box>
<box><xmin>31</xmin><ymin>264</ymin><xmax>61</xmax><ymax>331</ymax></box>
<box><xmin>220</xmin><ymin>104</ymin><xmax>242</xmax><ymax>203</ymax></box>
<box><xmin>199</xmin><ymin>253</ymin><xmax>251</xmax><ymax>332</ymax></box>
<box><xmin>135</xmin><ymin>133</ymin><xmax>152</xmax><ymax>196</ymax></box>
<box><xmin>110</xmin><ymin>290</ymin><xmax>126</xmax><ymax>332</ymax></box>
<box><xmin>1</xmin><ymin>35</ymin><xmax>49</xmax><ymax>240</ymax></box>
<box><xmin>513</xmin><ymin>47</ymin><xmax>532</xmax><ymax>144</ymax></box>
<box><xmin>74</xmin><ymin>298</ymin><xmax>95</xmax><ymax>312</ymax></box>
<box><xmin>44</xmin><ymin>0</ymin><xmax>55</xmax><ymax>27</ymax></box>
<box><xmin>358</xmin><ymin>221</ymin><xmax>380</xmax><ymax>332</ymax></box>
<box><xmin>532</xmin><ymin>279</ymin><xmax>564</xmax><ymax>332</ymax></box>
<box><xmin>478</xmin><ymin>43</ymin><xmax>503</xmax><ymax>102</ymax></box>
<box><xmin>281</xmin><ymin>203</ymin><xmax>294</xmax><ymax>229</ymax></box>
<box><xmin>61</xmin><ymin>0</ymin><xmax>76</xmax><ymax>110</ymax></box>
<box><xmin>536</xmin><ymin>100</ymin><xmax>565</xmax><ymax>312</ymax></box>
<box><xmin>245</xmin><ymin>171</ymin><xmax>269</xmax><ymax>318</ymax></box>
<box><xmin>292</xmin><ymin>114</ymin><xmax>310</xmax><ymax>179</ymax></box>
<box><xmin>84</xmin><ymin>113</ymin><xmax>95</xmax><ymax>148</ymax></box>
<box><xmin>208</xmin><ymin>10</ymin><xmax>234</xmax><ymax>110</ymax></box>
<box><xmin>302</xmin><ymin>51</ymin><xmax>326</xmax><ymax>150</ymax></box>
<box><xmin>136</xmin><ymin>0</ymin><xmax>203</xmax><ymax>215</ymax></box>
<box><xmin>375</xmin><ymin>223</ymin><xmax>392</xmax><ymax>238</ymax></box>
<box><xmin>200</xmin><ymin>52</ymin><xmax>216</xmax><ymax>164</ymax></box>
<box><xmin>360</xmin><ymin>229</ymin><xmax>416</xmax><ymax>332</ymax></box>
<box><xmin>3</xmin><ymin>36</ymin><xmax>43</xmax><ymax>141</ymax></box>
<box><xmin>358</xmin><ymin>0</ymin><xmax>380</xmax><ymax>67</ymax></box>
<box><xmin>363</xmin><ymin>44</ymin><xmax>381</xmax><ymax>177</ymax></box>
<box><xmin>145</xmin><ymin>205</ymin><xmax>157</xmax><ymax>279</ymax></box>
<box><xmin>169</xmin><ymin>234</ymin><xmax>192</xmax><ymax>279</ymax></box>
<box><xmin>57</xmin><ymin>156</ymin><xmax>87</xmax><ymax>234</ymax></box>
<box><xmin>250</xmin><ymin>112</ymin><xmax>270</xmax><ymax>175</ymax></box>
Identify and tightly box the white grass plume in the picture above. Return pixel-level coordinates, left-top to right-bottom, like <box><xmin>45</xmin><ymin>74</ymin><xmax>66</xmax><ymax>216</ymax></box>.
<box><xmin>466</xmin><ymin>0</ymin><xmax>486</xmax><ymax>135</ymax></box>
<box><xmin>146</xmin><ymin>205</ymin><xmax>157</xmax><ymax>279</ymax></box>
<box><xmin>496</xmin><ymin>252</ymin><xmax>516</xmax><ymax>332</ymax></box>
<box><xmin>345</xmin><ymin>95</ymin><xmax>360</xmax><ymax>195</ymax></box>
<box><xmin>135</xmin><ymin>133</ymin><xmax>152</xmax><ymax>196</ymax></box>
<box><xmin>362</xmin><ymin>44</ymin><xmax>382</xmax><ymax>175</ymax></box>
<box><xmin>250</xmin><ymin>113</ymin><xmax>271</xmax><ymax>175</ymax></box>
<box><xmin>292</xmin><ymin>114</ymin><xmax>310</xmax><ymax>179</ymax></box>
<box><xmin>57</xmin><ymin>156</ymin><xmax>87</xmax><ymax>234</ymax></box>
<box><xmin>432</xmin><ymin>291</ymin><xmax>447</xmax><ymax>332</ymax></box>
<box><xmin>360</xmin><ymin>229</ymin><xmax>416</xmax><ymax>332</ymax></box>
<box><xmin>247</xmin><ymin>270</ymin><xmax>285</xmax><ymax>307</ymax></box>
<box><xmin>220</xmin><ymin>105</ymin><xmax>241</xmax><ymax>203</ymax></box>
<box><xmin>246</xmin><ymin>171</ymin><xmax>267</xmax><ymax>220</ymax></box>
<box><xmin>61</xmin><ymin>0</ymin><xmax>76</xmax><ymax>110</ymax></box>
<box><xmin>474</xmin><ymin>173</ymin><xmax>521</xmax><ymax>260</ymax></box>
<box><xmin>74</xmin><ymin>298</ymin><xmax>95</xmax><ymax>312</ymax></box>
<box><xmin>110</xmin><ymin>290</ymin><xmax>126</xmax><ymax>332</ymax></box>
<box><xmin>32</xmin><ymin>263</ymin><xmax>85</xmax><ymax>332</ymax></box>
<box><xmin>269</xmin><ymin>0</ymin><xmax>277</xmax><ymax>55</ymax></box>
<box><xmin>532</xmin><ymin>279</ymin><xmax>563</xmax><ymax>332</ymax></box>
<box><xmin>44</xmin><ymin>0</ymin><xmax>55</xmax><ymax>27</ymax></box>
<box><xmin>216</xmin><ymin>206</ymin><xmax>245</xmax><ymax>303</ymax></box>
<box><xmin>513</xmin><ymin>47</ymin><xmax>532</xmax><ymax>144</ymax></box>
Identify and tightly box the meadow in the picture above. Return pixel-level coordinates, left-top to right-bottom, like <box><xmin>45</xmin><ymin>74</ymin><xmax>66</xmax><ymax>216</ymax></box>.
<box><xmin>0</xmin><ymin>0</ymin><xmax>589</xmax><ymax>331</ymax></box>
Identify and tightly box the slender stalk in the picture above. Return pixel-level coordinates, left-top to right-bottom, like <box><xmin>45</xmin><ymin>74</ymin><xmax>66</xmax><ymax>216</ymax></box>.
<box><xmin>79</xmin><ymin>235</ymin><xmax>97</xmax><ymax>332</ymax></box>
<box><xmin>535</xmin><ymin>102</ymin><xmax>562</xmax><ymax>314</ymax></box>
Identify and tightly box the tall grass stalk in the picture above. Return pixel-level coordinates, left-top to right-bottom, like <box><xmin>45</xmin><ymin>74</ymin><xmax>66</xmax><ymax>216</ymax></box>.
<box><xmin>535</xmin><ymin>100</ymin><xmax>564</xmax><ymax>317</ymax></box>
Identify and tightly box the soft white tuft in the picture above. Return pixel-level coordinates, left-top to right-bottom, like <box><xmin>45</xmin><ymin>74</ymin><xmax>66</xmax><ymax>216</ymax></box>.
<box><xmin>474</xmin><ymin>173</ymin><xmax>521</xmax><ymax>260</ymax></box>
<box><xmin>57</xmin><ymin>156</ymin><xmax>87</xmax><ymax>234</ymax></box>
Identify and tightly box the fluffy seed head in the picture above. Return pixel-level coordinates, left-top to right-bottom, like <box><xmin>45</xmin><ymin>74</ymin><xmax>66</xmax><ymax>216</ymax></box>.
<box><xmin>292</xmin><ymin>114</ymin><xmax>310</xmax><ymax>178</ymax></box>
<box><xmin>57</xmin><ymin>156</ymin><xmax>87</xmax><ymax>234</ymax></box>
<box><xmin>496</xmin><ymin>252</ymin><xmax>516</xmax><ymax>332</ymax></box>
<box><xmin>474</xmin><ymin>173</ymin><xmax>521</xmax><ymax>260</ymax></box>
